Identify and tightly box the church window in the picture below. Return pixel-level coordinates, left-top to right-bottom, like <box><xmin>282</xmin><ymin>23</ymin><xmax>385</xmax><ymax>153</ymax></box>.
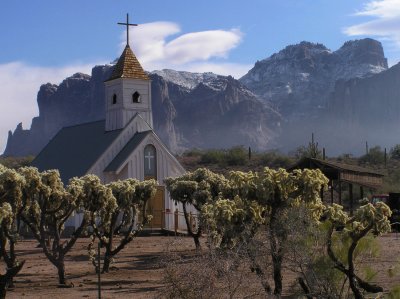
<box><xmin>144</xmin><ymin>144</ymin><xmax>157</xmax><ymax>179</ymax></box>
<box><xmin>132</xmin><ymin>91</ymin><xmax>141</xmax><ymax>103</ymax></box>
<box><xmin>112</xmin><ymin>94</ymin><xmax>117</xmax><ymax>104</ymax></box>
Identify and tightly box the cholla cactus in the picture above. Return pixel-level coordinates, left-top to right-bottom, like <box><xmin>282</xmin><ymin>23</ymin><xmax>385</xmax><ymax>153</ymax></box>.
<box><xmin>201</xmin><ymin>167</ymin><xmax>329</xmax><ymax>296</ymax></box>
<box><xmin>202</xmin><ymin>196</ymin><xmax>264</xmax><ymax>249</ymax></box>
<box><xmin>88</xmin><ymin>178</ymin><xmax>157</xmax><ymax>273</ymax></box>
<box><xmin>0</xmin><ymin>166</ymin><xmax>27</xmax><ymax>296</ymax></box>
<box><xmin>165</xmin><ymin>168</ymin><xmax>230</xmax><ymax>249</ymax></box>
<box><xmin>16</xmin><ymin>168</ymin><xmax>109</xmax><ymax>286</ymax></box>
<box><xmin>323</xmin><ymin>202</ymin><xmax>392</xmax><ymax>297</ymax></box>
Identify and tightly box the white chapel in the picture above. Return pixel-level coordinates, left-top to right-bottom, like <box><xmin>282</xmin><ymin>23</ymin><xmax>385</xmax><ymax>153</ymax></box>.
<box><xmin>32</xmin><ymin>15</ymin><xmax>190</xmax><ymax>232</ymax></box>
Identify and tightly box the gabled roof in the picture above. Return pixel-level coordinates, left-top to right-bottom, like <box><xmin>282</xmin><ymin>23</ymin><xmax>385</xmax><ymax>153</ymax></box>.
<box><xmin>106</xmin><ymin>45</ymin><xmax>149</xmax><ymax>81</ymax></box>
<box><xmin>32</xmin><ymin>120</ymin><xmax>122</xmax><ymax>183</ymax></box>
<box><xmin>104</xmin><ymin>130</ymin><xmax>152</xmax><ymax>172</ymax></box>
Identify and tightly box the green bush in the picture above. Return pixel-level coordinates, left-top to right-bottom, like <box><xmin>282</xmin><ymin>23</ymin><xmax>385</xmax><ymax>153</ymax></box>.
<box><xmin>390</xmin><ymin>144</ymin><xmax>400</xmax><ymax>160</ymax></box>
<box><xmin>200</xmin><ymin>150</ymin><xmax>226</xmax><ymax>165</ymax></box>
<box><xmin>0</xmin><ymin>156</ymin><xmax>34</xmax><ymax>169</ymax></box>
<box><xmin>182</xmin><ymin>148</ymin><xmax>203</xmax><ymax>157</ymax></box>
<box><xmin>199</xmin><ymin>147</ymin><xmax>247</xmax><ymax>166</ymax></box>
<box><xmin>359</xmin><ymin>146</ymin><xmax>385</xmax><ymax>165</ymax></box>
<box><xmin>225</xmin><ymin>146</ymin><xmax>247</xmax><ymax>166</ymax></box>
<box><xmin>261</xmin><ymin>151</ymin><xmax>293</xmax><ymax>169</ymax></box>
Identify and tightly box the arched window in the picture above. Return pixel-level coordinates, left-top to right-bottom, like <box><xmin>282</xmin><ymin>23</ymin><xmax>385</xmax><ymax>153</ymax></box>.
<box><xmin>144</xmin><ymin>144</ymin><xmax>157</xmax><ymax>179</ymax></box>
<box><xmin>112</xmin><ymin>94</ymin><xmax>117</xmax><ymax>104</ymax></box>
<box><xmin>132</xmin><ymin>91</ymin><xmax>141</xmax><ymax>103</ymax></box>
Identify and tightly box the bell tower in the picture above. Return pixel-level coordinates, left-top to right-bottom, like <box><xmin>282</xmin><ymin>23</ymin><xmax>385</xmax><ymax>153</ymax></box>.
<box><xmin>105</xmin><ymin>14</ymin><xmax>153</xmax><ymax>131</ymax></box>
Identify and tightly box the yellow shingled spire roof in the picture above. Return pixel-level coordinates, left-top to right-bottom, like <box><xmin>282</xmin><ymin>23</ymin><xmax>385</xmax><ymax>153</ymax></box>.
<box><xmin>107</xmin><ymin>45</ymin><xmax>149</xmax><ymax>81</ymax></box>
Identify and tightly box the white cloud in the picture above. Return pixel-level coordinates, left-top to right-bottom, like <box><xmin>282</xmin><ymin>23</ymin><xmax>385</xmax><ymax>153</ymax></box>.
<box><xmin>0</xmin><ymin>62</ymin><xmax>98</xmax><ymax>154</ymax></box>
<box><xmin>119</xmin><ymin>21</ymin><xmax>246</xmax><ymax>76</ymax></box>
<box><xmin>121</xmin><ymin>22</ymin><xmax>181</xmax><ymax>65</ymax></box>
<box><xmin>164</xmin><ymin>29</ymin><xmax>242</xmax><ymax>64</ymax></box>
<box><xmin>344</xmin><ymin>0</ymin><xmax>400</xmax><ymax>47</ymax></box>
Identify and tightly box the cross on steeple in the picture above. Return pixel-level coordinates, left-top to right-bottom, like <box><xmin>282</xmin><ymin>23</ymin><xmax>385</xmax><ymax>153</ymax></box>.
<box><xmin>118</xmin><ymin>13</ymin><xmax>138</xmax><ymax>46</ymax></box>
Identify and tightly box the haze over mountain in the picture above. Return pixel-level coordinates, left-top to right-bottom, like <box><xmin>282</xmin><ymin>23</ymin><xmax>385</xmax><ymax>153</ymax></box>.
<box><xmin>4</xmin><ymin>66</ymin><xmax>280</xmax><ymax>156</ymax></box>
<box><xmin>4</xmin><ymin>38</ymin><xmax>400</xmax><ymax>157</ymax></box>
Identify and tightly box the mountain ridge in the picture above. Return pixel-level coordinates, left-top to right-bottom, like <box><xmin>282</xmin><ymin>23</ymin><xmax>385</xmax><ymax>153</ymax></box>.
<box><xmin>4</xmin><ymin>38</ymin><xmax>398</xmax><ymax>157</ymax></box>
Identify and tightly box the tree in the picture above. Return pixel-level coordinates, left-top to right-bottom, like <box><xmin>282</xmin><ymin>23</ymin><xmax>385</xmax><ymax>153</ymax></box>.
<box><xmin>203</xmin><ymin>168</ymin><xmax>328</xmax><ymax>296</ymax></box>
<box><xmin>390</xmin><ymin>144</ymin><xmax>400</xmax><ymax>160</ymax></box>
<box><xmin>202</xmin><ymin>196</ymin><xmax>264</xmax><ymax>249</ymax></box>
<box><xmin>0</xmin><ymin>165</ymin><xmax>26</xmax><ymax>298</ymax></box>
<box><xmin>165</xmin><ymin>168</ymin><xmax>229</xmax><ymax>249</ymax></box>
<box><xmin>244</xmin><ymin>168</ymin><xmax>327</xmax><ymax>295</ymax></box>
<box><xmin>322</xmin><ymin>202</ymin><xmax>392</xmax><ymax>299</ymax></box>
<box><xmin>359</xmin><ymin>146</ymin><xmax>385</xmax><ymax>165</ymax></box>
<box><xmin>293</xmin><ymin>134</ymin><xmax>322</xmax><ymax>159</ymax></box>
<box><xmin>18</xmin><ymin>168</ymin><xmax>104</xmax><ymax>286</ymax></box>
<box><xmin>88</xmin><ymin>178</ymin><xmax>157</xmax><ymax>273</ymax></box>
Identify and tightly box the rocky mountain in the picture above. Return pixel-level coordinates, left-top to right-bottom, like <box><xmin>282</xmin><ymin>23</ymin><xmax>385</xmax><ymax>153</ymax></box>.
<box><xmin>4</xmin><ymin>67</ymin><xmax>112</xmax><ymax>157</ymax></box>
<box><xmin>240</xmin><ymin>38</ymin><xmax>388</xmax><ymax>121</ymax></box>
<box><xmin>4</xmin><ymin>66</ymin><xmax>280</xmax><ymax>157</ymax></box>
<box><xmin>5</xmin><ymin>37</ymin><xmax>399</xmax><ymax>157</ymax></box>
<box><xmin>319</xmin><ymin>62</ymin><xmax>400</xmax><ymax>154</ymax></box>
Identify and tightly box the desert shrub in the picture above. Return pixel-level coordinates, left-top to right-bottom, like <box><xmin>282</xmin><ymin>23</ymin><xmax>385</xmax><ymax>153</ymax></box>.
<box><xmin>359</xmin><ymin>146</ymin><xmax>385</xmax><ymax>165</ymax></box>
<box><xmin>390</xmin><ymin>144</ymin><xmax>400</xmax><ymax>160</ymax></box>
<box><xmin>161</xmin><ymin>239</ymin><xmax>263</xmax><ymax>299</ymax></box>
<box><xmin>182</xmin><ymin>148</ymin><xmax>203</xmax><ymax>157</ymax></box>
<box><xmin>199</xmin><ymin>146</ymin><xmax>247</xmax><ymax>166</ymax></box>
<box><xmin>225</xmin><ymin>146</ymin><xmax>247</xmax><ymax>166</ymax></box>
<box><xmin>199</xmin><ymin>149</ymin><xmax>225</xmax><ymax>164</ymax></box>
<box><xmin>0</xmin><ymin>156</ymin><xmax>34</xmax><ymax>169</ymax></box>
<box><xmin>260</xmin><ymin>151</ymin><xmax>293</xmax><ymax>168</ymax></box>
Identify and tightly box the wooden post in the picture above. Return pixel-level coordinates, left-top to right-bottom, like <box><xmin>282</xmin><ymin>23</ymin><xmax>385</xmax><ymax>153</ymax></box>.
<box><xmin>338</xmin><ymin>180</ymin><xmax>342</xmax><ymax>206</ymax></box>
<box><xmin>330</xmin><ymin>180</ymin><xmax>334</xmax><ymax>205</ymax></box>
<box><xmin>360</xmin><ymin>186</ymin><xmax>364</xmax><ymax>200</ymax></box>
<box><xmin>174</xmin><ymin>209</ymin><xmax>178</xmax><ymax>235</ymax></box>
<box><xmin>323</xmin><ymin>148</ymin><xmax>326</xmax><ymax>160</ymax></box>
<box><xmin>349</xmin><ymin>183</ymin><xmax>354</xmax><ymax>216</ymax></box>
<box><xmin>98</xmin><ymin>242</ymin><xmax>101</xmax><ymax>299</ymax></box>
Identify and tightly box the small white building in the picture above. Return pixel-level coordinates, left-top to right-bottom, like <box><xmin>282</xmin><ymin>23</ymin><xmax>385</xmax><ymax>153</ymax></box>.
<box><xmin>32</xmin><ymin>43</ymin><xmax>191</xmax><ymax>232</ymax></box>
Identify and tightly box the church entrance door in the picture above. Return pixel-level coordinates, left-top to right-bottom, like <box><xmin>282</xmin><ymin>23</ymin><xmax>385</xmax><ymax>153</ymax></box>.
<box><xmin>146</xmin><ymin>186</ymin><xmax>164</xmax><ymax>229</ymax></box>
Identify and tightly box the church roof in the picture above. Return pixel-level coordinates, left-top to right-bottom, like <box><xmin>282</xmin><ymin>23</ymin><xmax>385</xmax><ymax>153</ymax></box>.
<box><xmin>104</xmin><ymin>130</ymin><xmax>152</xmax><ymax>172</ymax></box>
<box><xmin>32</xmin><ymin>120</ymin><xmax>122</xmax><ymax>183</ymax></box>
<box><xmin>106</xmin><ymin>45</ymin><xmax>149</xmax><ymax>81</ymax></box>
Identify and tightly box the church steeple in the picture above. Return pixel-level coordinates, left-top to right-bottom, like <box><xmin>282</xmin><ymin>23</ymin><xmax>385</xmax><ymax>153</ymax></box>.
<box><xmin>106</xmin><ymin>45</ymin><xmax>149</xmax><ymax>81</ymax></box>
<box><xmin>104</xmin><ymin>14</ymin><xmax>153</xmax><ymax>132</ymax></box>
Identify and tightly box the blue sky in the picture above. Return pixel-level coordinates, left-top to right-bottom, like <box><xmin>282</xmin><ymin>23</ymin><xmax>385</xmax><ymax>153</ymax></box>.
<box><xmin>1</xmin><ymin>0</ymin><xmax>400</xmax><ymax>153</ymax></box>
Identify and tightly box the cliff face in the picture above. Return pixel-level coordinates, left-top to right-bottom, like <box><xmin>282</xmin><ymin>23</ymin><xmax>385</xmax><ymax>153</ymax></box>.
<box><xmin>5</xmin><ymin>37</ymin><xmax>398</xmax><ymax>157</ymax></box>
<box><xmin>171</xmin><ymin>75</ymin><xmax>280</xmax><ymax>149</ymax></box>
<box><xmin>4</xmin><ymin>67</ymin><xmax>112</xmax><ymax>156</ymax></box>
<box><xmin>240</xmin><ymin>38</ymin><xmax>387</xmax><ymax>121</ymax></box>
<box><xmin>330</xmin><ymin>63</ymin><xmax>400</xmax><ymax>125</ymax></box>
<box><xmin>4</xmin><ymin>67</ymin><xmax>280</xmax><ymax>156</ymax></box>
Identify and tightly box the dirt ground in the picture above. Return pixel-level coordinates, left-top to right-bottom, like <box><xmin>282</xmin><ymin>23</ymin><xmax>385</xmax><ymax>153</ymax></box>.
<box><xmin>4</xmin><ymin>233</ymin><xmax>400</xmax><ymax>298</ymax></box>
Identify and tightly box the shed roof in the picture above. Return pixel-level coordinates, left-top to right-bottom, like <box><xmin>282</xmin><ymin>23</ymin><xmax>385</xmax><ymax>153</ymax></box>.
<box><xmin>289</xmin><ymin>158</ymin><xmax>385</xmax><ymax>176</ymax></box>
<box><xmin>32</xmin><ymin>120</ymin><xmax>122</xmax><ymax>183</ymax></box>
<box><xmin>289</xmin><ymin>157</ymin><xmax>384</xmax><ymax>189</ymax></box>
<box><xmin>106</xmin><ymin>45</ymin><xmax>149</xmax><ymax>81</ymax></box>
<box><xmin>104</xmin><ymin>130</ymin><xmax>152</xmax><ymax>172</ymax></box>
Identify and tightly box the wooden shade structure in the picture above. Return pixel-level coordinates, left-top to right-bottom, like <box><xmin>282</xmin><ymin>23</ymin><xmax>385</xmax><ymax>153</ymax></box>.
<box><xmin>288</xmin><ymin>158</ymin><xmax>385</xmax><ymax>215</ymax></box>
